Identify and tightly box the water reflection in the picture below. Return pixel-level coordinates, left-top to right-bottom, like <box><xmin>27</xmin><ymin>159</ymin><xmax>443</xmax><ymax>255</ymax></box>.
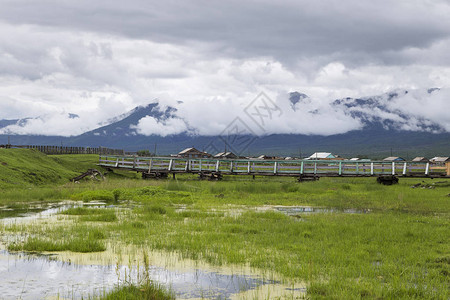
<box><xmin>0</xmin><ymin>207</ymin><xmax>46</xmax><ymax>220</ymax></box>
<box><xmin>274</xmin><ymin>206</ymin><xmax>370</xmax><ymax>215</ymax></box>
<box><xmin>0</xmin><ymin>201</ymin><xmax>116</xmax><ymax>225</ymax></box>
<box><xmin>0</xmin><ymin>250</ymin><xmax>278</xmax><ymax>299</ymax></box>
<box><xmin>0</xmin><ymin>204</ymin><xmax>303</xmax><ymax>299</ymax></box>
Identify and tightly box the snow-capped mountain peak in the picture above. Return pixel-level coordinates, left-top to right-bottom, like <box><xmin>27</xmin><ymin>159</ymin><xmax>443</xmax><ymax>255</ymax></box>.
<box><xmin>331</xmin><ymin>88</ymin><xmax>447</xmax><ymax>133</ymax></box>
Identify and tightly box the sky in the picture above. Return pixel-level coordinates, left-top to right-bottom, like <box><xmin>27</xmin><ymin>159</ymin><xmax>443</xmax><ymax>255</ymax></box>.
<box><xmin>0</xmin><ymin>0</ymin><xmax>449</xmax><ymax>136</ymax></box>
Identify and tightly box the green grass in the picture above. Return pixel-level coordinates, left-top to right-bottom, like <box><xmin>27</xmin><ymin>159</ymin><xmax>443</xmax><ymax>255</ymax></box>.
<box><xmin>100</xmin><ymin>251</ymin><xmax>174</xmax><ymax>300</ymax></box>
<box><xmin>8</xmin><ymin>235</ymin><xmax>106</xmax><ymax>253</ymax></box>
<box><xmin>105</xmin><ymin>202</ymin><xmax>447</xmax><ymax>299</ymax></box>
<box><xmin>0</xmin><ymin>207</ymin><xmax>45</xmax><ymax>219</ymax></box>
<box><xmin>79</xmin><ymin>213</ymin><xmax>118</xmax><ymax>222</ymax></box>
<box><xmin>0</xmin><ymin>149</ymin><xmax>100</xmax><ymax>205</ymax></box>
<box><xmin>62</xmin><ymin>207</ymin><xmax>101</xmax><ymax>215</ymax></box>
<box><xmin>0</xmin><ymin>149</ymin><xmax>99</xmax><ymax>188</ymax></box>
<box><xmin>61</xmin><ymin>207</ymin><xmax>118</xmax><ymax>222</ymax></box>
<box><xmin>0</xmin><ymin>150</ymin><xmax>449</xmax><ymax>299</ymax></box>
<box><xmin>101</xmin><ymin>284</ymin><xmax>174</xmax><ymax>300</ymax></box>
<box><xmin>70</xmin><ymin>190</ymin><xmax>115</xmax><ymax>202</ymax></box>
<box><xmin>101</xmin><ymin>177</ymin><xmax>450</xmax><ymax>298</ymax></box>
<box><xmin>90</xmin><ymin>176</ymin><xmax>449</xmax><ymax>214</ymax></box>
<box><xmin>6</xmin><ymin>223</ymin><xmax>107</xmax><ymax>253</ymax></box>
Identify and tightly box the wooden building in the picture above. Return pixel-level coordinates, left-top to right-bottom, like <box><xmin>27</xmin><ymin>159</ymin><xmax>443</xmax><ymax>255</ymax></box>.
<box><xmin>412</xmin><ymin>157</ymin><xmax>429</xmax><ymax>162</ymax></box>
<box><xmin>383</xmin><ymin>156</ymin><xmax>406</xmax><ymax>162</ymax></box>
<box><xmin>306</xmin><ymin>152</ymin><xmax>342</xmax><ymax>160</ymax></box>
<box><xmin>214</xmin><ymin>151</ymin><xmax>238</xmax><ymax>159</ymax></box>
<box><xmin>178</xmin><ymin>147</ymin><xmax>212</xmax><ymax>159</ymax></box>
<box><xmin>256</xmin><ymin>154</ymin><xmax>277</xmax><ymax>160</ymax></box>
<box><xmin>430</xmin><ymin>157</ymin><xmax>450</xmax><ymax>163</ymax></box>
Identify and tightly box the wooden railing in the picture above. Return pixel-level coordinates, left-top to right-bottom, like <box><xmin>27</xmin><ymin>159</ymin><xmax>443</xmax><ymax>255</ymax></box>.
<box><xmin>98</xmin><ymin>155</ymin><xmax>450</xmax><ymax>178</ymax></box>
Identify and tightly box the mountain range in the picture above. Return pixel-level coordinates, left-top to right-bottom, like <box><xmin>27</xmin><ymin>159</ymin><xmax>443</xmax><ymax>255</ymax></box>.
<box><xmin>1</xmin><ymin>89</ymin><xmax>449</xmax><ymax>158</ymax></box>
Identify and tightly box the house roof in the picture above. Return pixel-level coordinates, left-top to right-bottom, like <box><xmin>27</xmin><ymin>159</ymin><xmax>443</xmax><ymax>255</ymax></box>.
<box><xmin>308</xmin><ymin>152</ymin><xmax>334</xmax><ymax>159</ymax></box>
<box><xmin>412</xmin><ymin>157</ymin><xmax>428</xmax><ymax>162</ymax></box>
<box><xmin>257</xmin><ymin>155</ymin><xmax>276</xmax><ymax>159</ymax></box>
<box><xmin>178</xmin><ymin>147</ymin><xmax>200</xmax><ymax>154</ymax></box>
<box><xmin>383</xmin><ymin>156</ymin><xmax>405</xmax><ymax>161</ymax></box>
<box><xmin>430</xmin><ymin>156</ymin><xmax>450</xmax><ymax>162</ymax></box>
<box><xmin>214</xmin><ymin>152</ymin><xmax>236</xmax><ymax>158</ymax></box>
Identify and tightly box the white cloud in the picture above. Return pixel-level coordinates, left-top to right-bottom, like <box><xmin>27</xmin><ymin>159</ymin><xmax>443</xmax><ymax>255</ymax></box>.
<box><xmin>385</xmin><ymin>89</ymin><xmax>450</xmax><ymax>132</ymax></box>
<box><xmin>0</xmin><ymin>1</ymin><xmax>449</xmax><ymax>137</ymax></box>
<box><xmin>131</xmin><ymin>117</ymin><xmax>188</xmax><ymax>137</ymax></box>
<box><xmin>0</xmin><ymin>113</ymin><xmax>92</xmax><ymax>136</ymax></box>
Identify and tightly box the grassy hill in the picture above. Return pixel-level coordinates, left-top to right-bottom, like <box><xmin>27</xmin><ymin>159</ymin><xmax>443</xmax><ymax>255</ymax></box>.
<box><xmin>0</xmin><ymin>149</ymin><xmax>98</xmax><ymax>189</ymax></box>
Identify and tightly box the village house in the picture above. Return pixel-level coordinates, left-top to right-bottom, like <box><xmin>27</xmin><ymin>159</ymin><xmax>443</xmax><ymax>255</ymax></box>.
<box><xmin>256</xmin><ymin>154</ymin><xmax>277</xmax><ymax>160</ymax></box>
<box><xmin>429</xmin><ymin>157</ymin><xmax>450</xmax><ymax>176</ymax></box>
<box><xmin>178</xmin><ymin>147</ymin><xmax>212</xmax><ymax>159</ymax></box>
<box><xmin>412</xmin><ymin>157</ymin><xmax>429</xmax><ymax>162</ymax></box>
<box><xmin>430</xmin><ymin>157</ymin><xmax>450</xmax><ymax>163</ymax></box>
<box><xmin>214</xmin><ymin>151</ymin><xmax>238</xmax><ymax>159</ymax></box>
<box><xmin>383</xmin><ymin>156</ymin><xmax>405</xmax><ymax>162</ymax></box>
<box><xmin>350</xmin><ymin>157</ymin><xmax>371</xmax><ymax>162</ymax></box>
<box><xmin>306</xmin><ymin>152</ymin><xmax>342</xmax><ymax>160</ymax></box>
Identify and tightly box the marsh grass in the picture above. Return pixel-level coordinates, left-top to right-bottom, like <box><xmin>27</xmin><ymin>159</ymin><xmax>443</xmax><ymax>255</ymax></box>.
<box><xmin>143</xmin><ymin>204</ymin><xmax>168</xmax><ymax>215</ymax></box>
<box><xmin>101</xmin><ymin>284</ymin><xmax>174</xmax><ymax>300</ymax></box>
<box><xmin>0</xmin><ymin>187</ymin><xmax>72</xmax><ymax>204</ymax></box>
<box><xmin>6</xmin><ymin>222</ymin><xmax>107</xmax><ymax>253</ymax></box>
<box><xmin>100</xmin><ymin>196</ymin><xmax>448</xmax><ymax>299</ymax></box>
<box><xmin>1</xmin><ymin>150</ymin><xmax>449</xmax><ymax>299</ymax></box>
<box><xmin>62</xmin><ymin>207</ymin><xmax>100</xmax><ymax>215</ymax></box>
<box><xmin>8</xmin><ymin>236</ymin><xmax>106</xmax><ymax>253</ymax></box>
<box><xmin>80</xmin><ymin>213</ymin><xmax>118</xmax><ymax>222</ymax></box>
<box><xmin>61</xmin><ymin>207</ymin><xmax>118</xmax><ymax>222</ymax></box>
<box><xmin>0</xmin><ymin>207</ymin><xmax>46</xmax><ymax>219</ymax></box>
<box><xmin>100</xmin><ymin>252</ymin><xmax>175</xmax><ymax>300</ymax></box>
<box><xmin>70</xmin><ymin>190</ymin><xmax>115</xmax><ymax>202</ymax></box>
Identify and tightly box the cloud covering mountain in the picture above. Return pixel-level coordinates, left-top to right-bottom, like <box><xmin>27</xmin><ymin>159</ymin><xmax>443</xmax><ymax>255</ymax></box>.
<box><xmin>1</xmin><ymin>88</ymin><xmax>448</xmax><ymax>137</ymax></box>
<box><xmin>0</xmin><ymin>1</ymin><xmax>449</xmax><ymax>137</ymax></box>
<box><xmin>332</xmin><ymin>88</ymin><xmax>450</xmax><ymax>133</ymax></box>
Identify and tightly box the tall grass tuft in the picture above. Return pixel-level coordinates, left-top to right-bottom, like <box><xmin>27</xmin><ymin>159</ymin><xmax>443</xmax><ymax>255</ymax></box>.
<box><xmin>8</xmin><ymin>236</ymin><xmax>106</xmax><ymax>253</ymax></box>
<box><xmin>101</xmin><ymin>285</ymin><xmax>174</xmax><ymax>300</ymax></box>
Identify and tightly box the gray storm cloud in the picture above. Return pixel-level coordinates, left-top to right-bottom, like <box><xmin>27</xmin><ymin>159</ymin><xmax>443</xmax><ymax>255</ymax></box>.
<box><xmin>0</xmin><ymin>1</ymin><xmax>449</xmax><ymax>136</ymax></box>
<box><xmin>1</xmin><ymin>1</ymin><xmax>449</xmax><ymax>64</ymax></box>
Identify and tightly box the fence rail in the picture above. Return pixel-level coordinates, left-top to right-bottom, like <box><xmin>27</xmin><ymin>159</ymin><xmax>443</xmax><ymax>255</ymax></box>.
<box><xmin>99</xmin><ymin>155</ymin><xmax>450</xmax><ymax>179</ymax></box>
<box><xmin>0</xmin><ymin>144</ymin><xmax>124</xmax><ymax>155</ymax></box>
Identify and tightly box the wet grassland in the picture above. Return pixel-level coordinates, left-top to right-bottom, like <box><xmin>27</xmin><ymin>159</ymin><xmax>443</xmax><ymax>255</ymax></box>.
<box><xmin>0</xmin><ymin>150</ymin><xmax>449</xmax><ymax>299</ymax></box>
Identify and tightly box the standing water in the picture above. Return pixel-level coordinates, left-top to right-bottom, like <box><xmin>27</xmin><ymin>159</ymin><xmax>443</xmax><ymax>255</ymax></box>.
<box><xmin>0</xmin><ymin>203</ymin><xmax>305</xmax><ymax>299</ymax></box>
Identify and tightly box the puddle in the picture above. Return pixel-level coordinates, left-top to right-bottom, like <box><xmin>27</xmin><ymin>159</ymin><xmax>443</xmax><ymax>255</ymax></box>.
<box><xmin>0</xmin><ymin>207</ymin><xmax>46</xmax><ymax>219</ymax></box>
<box><xmin>0</xmin><ymin>250</ymin><xmax>119</xmax><ymax>299</ymax></box>
<box><xmin>52</xmin><ymin>244</ymin><xmax>306</xmax><ymax>300</ymax></box>
<box><xmin>0</xmin><ymin>250</ymin><xmax>290</xmax><ymax>300</ymax></box>
<box><xmin>0</xmin><ymin>204</ymin><xmax>306</xmax><ymax>299</ymax></box>
<box><xmin>273</xmin><ymin>206</ymin><xmax>370</xmax><ymax>216</ymax></box>
<box><xmin>174</xmin><ymin>204</ymin><xmax>370</xmax><ymax>220</ymax></box>
<box><xmin>0</xmin><ymin>201</ymin><xmax>116</xmax><ymax>226</ymax></box>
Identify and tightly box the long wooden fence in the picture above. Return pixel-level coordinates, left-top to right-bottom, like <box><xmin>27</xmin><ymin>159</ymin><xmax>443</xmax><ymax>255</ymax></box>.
<box><xmin>0</xmin><ymin>144</ymin><xmax>124</xmax><ymax>155</ymax></box>
<box><xmin>99</xmin><ymin>155</ymin><xmax>450</xmax><ymax>179</ymax></box>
